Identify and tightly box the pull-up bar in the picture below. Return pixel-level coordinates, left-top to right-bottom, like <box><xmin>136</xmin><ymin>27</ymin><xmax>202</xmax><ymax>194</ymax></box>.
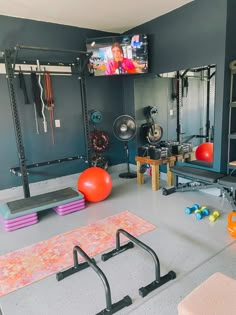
<box><xmin>11</xmin><ymin>44</ymin><xmax>92</xmax><ymax>73</ymax></box>
<box><xmin>14</xmin><ymin>44</ymin><xmax>90</xmax><ymax>55</ymax></box>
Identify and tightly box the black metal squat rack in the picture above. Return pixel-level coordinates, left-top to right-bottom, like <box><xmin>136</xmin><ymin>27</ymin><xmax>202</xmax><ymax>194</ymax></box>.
<box><xmin>3</xmin><ymin>45</ymin><xmax>92</xmax><ymax>198</ymax></box>
<box><xmin>176</xmin><ymin>65</ymin><xmax>216</xmax><ymax>143</ymax></box>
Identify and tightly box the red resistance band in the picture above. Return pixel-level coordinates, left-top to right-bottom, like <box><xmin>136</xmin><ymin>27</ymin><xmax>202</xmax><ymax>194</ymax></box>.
<box><xmin>44</xmin><ymin>72</ymin><xmax>55</xmax><ymax>144</ymax></box>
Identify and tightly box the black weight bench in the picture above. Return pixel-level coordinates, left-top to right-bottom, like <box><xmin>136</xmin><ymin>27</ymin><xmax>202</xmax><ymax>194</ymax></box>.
<box><xmin>163</xmin><ymin>165</ymin><xmax>236</xmax><ymax>211</ymax></box>
<box><xmin>171</xmin><ymin>166</ymin><xmax>225</xmax><ymax>185</ymax></box>
<box><xmin>217</xmin><ymin>175</ymin><xmax>236</xmax><ymax>187</ymax></box>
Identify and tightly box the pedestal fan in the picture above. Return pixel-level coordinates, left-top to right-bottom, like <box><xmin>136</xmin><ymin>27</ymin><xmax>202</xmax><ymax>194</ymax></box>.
<box><xmin>113</xmin><ymin>115</ymin><xmax>137</xmax><ymax>178</ymax></box>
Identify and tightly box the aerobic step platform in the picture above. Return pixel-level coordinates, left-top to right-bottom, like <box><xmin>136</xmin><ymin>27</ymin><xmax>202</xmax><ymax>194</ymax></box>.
<box><xmin>0</xmin><ymin>187</ymin><xmax>85</xmax><ymax>231</ymax></box>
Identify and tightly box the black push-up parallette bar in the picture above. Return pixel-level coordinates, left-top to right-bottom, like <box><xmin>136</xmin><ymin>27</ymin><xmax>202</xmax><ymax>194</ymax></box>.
<box><xmin>56</xmin><ymin>246</ymin><xmax>95</xmax><ymax>281</ymax></box>
<box><xmin>56</xmin><ymin>245</ymin><xmax>132</xmax><ymax>315</ymax></box>
<box><xmin>101</xmin><ymin>229</ymin><xmax>176</xmax><ymax>297</ymax></box>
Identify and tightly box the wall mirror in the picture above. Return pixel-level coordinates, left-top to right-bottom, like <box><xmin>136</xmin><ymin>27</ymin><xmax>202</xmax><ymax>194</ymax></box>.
<box><xmin>134</xmin><ymin>64</ymin><xmax>216</xmax><ymax>167</ymax></box>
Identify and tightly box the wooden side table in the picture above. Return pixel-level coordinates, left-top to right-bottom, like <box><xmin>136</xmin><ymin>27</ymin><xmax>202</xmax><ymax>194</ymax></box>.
<box><xmin>135</xmin><ymin>156</ymin><xmax>176</xmax><ymax>191</ymax></box>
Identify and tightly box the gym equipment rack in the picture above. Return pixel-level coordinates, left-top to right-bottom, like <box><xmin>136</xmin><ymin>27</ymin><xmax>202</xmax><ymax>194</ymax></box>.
<box><xmin>10</xmin><ymin>155</ymin><xmax>86</xmax><ymax>176</ymax></box>
<box><xmin>227</xmin><ymin>60</ymin><xmax>236</xmax><ymax>174</ymax></box>
<box><xmin>3</xmin><ymin>45</ymin><xmax>92</xmax><ymax>198</ymax></box>
<box><xmin>176</xmin><ymin>65</ymin><xmax>215</xmax><ymax>143</ymax></box>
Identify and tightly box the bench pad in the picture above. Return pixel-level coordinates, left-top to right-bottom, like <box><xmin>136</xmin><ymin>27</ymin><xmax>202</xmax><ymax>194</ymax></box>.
<box><xmin>171</xmin><ymin>166</ymin><xmax>225</xmax><ymax>184</ymax></box>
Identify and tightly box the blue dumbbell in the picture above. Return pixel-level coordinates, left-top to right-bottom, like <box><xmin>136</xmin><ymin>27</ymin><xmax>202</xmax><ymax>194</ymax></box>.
<box><xmin>185</xmin><ymin>203</ymin><xmax>200</xmax><ymax>215</ymax></box>
<box><xmin>195</xmin><ymin>206</ymin><xmax>210</xmax><ymax>220</ymax></box>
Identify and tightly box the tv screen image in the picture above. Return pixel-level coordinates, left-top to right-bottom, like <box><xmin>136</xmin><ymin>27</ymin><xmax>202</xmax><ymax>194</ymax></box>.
<box><xmin>86</xmin><ymin>34</ymin><xmax>148</xmax><ymax>76</ymax></box>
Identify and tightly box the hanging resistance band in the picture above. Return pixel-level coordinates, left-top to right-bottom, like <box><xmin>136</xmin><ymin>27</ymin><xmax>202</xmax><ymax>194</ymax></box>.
<box><xmin>31</xmin><ymin>72</ymin><xmax>43</xmax><ymax>118</ymax></box>
<box><xmin>19</xmin><ymin>71</ymin><xmax>30</xmax><ymax>104</ymax></box>
<box><xmin>44</xmin><ymin>72</ymin><xmax>55</xmax><ymax>144</ymax></box>
<box><xmin>36</xmin><ymin>60</ymin><xmax>47</xmax><ymax>133</ymax></box>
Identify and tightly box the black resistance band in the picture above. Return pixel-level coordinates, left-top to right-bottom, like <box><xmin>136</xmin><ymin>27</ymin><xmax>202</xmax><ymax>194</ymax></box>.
<box><xmin>31</xmin><ymin>72</ymin><xmax>43</xmax><ymax>118</ymax></box>
<box><xmin>19</xmin><ymin>72</ymin><xmax>30</xmax><ymax>104</ymax></box>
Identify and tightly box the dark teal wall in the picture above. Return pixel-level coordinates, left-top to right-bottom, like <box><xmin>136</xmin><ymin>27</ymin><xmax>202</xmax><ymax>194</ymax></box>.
<box><xmin>0</xmin><ymin>16</ymin><xmax>125</xmax><ymax>190</ymax></box>
<box><xmin>86</xmin><ymin>76</ymin><xmax>125</xmax><ymax>165</ymax></box>
<box><xmin>225</xmin><ymin>0</ymin><xmax>236</xmax><ymax>64</ymax></box>
<box><xmin>222</xmin><ymin>0</ymin><xmax>236</xmax><ymax>171</ymax></box>
<box><xmin>123</xmin><ymin>0</ymin><xmax>228</xmax><ymax>172</ymax></box>
<box><xmin>0</xmin><ymin>0</ymin><xmax>233</xmax><ymax>190</ymax></box>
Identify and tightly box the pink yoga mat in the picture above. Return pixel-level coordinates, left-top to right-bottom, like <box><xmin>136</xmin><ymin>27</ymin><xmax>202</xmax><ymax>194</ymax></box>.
<box><xmin>0</xmin><ymin>210</ymin><xmax>156</xmax><ymax>297</ymax></box>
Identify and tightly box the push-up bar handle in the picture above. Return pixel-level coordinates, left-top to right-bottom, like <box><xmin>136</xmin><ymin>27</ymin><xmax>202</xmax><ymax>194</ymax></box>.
<box><xmin>102</xmin><ymin>228</ymin><xmax>161</xmax><ymax>283</ymax></box>
<box><xmin>56</xmin><ymin>245</ymin><xmax>132</xmax><ymax>314</ymax></box>
<box><xmin>101</xmin><ymin>229</ymin><xmax>176</xmax><ymax>298</ymax></box>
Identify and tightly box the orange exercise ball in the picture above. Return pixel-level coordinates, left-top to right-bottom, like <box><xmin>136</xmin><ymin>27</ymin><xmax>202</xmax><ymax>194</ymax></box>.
<box><xmin>77</xmin><ymin>167</ymin><xmax>112</xmax><ymax>202</ymax></box>
<box><xmin>195</xmin><ymin>142</ymin><xmax>213</xmax><ymax>163</ymax></box>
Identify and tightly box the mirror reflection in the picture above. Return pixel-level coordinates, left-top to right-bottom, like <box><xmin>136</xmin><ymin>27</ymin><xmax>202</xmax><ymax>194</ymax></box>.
<box><xmin>134</xmin><ymin>64</ymin><xmax>216</xmax><ymax>167</ymax></box>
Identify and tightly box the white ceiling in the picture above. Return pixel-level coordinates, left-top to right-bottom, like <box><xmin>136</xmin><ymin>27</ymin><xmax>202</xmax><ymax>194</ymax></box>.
<box><xmin>0</xmin><ymin>0</ymin><xmax>193</xmax><ymax>33</ymax></box>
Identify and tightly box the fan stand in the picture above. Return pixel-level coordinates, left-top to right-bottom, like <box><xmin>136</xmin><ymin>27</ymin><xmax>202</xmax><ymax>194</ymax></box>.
<box><xmin>119</xmin><ymin>141</ymin><xmax>137</xmax><ymax>179</ymax></box>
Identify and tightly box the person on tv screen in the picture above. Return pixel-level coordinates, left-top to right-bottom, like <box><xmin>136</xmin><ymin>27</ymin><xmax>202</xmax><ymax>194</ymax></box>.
<box><xmin>105</xmin><ymin>42</ymin><xmax>136</xmax><ymax>75</ymax></box>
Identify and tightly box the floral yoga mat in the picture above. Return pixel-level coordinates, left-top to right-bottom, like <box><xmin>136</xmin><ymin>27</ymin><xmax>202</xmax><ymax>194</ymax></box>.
<box><xmin>0</xmin><ymin>210</ymin><xmax>155</xmax><ymax>297</ymax></box>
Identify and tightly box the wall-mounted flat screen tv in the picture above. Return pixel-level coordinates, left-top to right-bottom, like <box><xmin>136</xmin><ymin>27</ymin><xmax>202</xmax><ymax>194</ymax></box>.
<box><xmin>86</xmin><ymin>34</ymin><xmax>148</xmax><ymax>76</ymax></box>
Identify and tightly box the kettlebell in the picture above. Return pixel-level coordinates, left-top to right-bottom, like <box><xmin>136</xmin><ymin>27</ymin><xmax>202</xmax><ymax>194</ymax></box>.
<box><xmin>228</xmin><ymin>212</ymin><xmax>236</xmax><ymax>238</ymax></box>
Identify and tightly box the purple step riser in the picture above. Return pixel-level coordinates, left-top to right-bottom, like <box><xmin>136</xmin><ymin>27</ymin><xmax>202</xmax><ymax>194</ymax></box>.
<box><xmin>54</xmin><ymin>202</ymin><xmax>85</xmax><ymax>212</ymax></box>
<box><xmin>2</xmin><ymin>217</ymin><xmax>39</xmax><ymax>228</ymax></box>
<box><xmin>54</xmin><ymin>206</ymin><xmax>85</xmax><ymax>216</ymax></box>
<box><xmin>54</xmin><ymin>206</ymin><xmax>85</xmax><ymax>215</ymax></box>
<box><xmin>0</xmin><ymin>213</ymin><xmax>38</xmax><ymax>224</ymax></box>
<box><xmin>3</xmin><ymin>219</ymin><xmax>39</xmax><ymax>232</ymax></box>
<box><xmin>54</xmin><ymin>199</ymin><xmax>85</xmax><ymax>211</ymax></box>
